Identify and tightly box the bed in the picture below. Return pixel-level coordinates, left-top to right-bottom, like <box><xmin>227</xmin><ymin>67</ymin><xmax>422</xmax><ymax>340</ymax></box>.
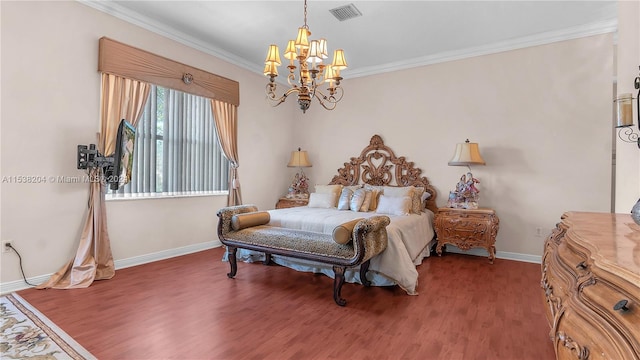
<box><xmin>228</xmin><ymin>134</ymin><xmax>438</xmax><ymax>295</ymax></box>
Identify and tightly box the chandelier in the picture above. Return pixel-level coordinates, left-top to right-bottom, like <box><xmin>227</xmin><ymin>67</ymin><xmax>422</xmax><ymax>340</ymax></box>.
<box><xmin>263</xmin><ymin>0</ymin><xmax>347</xmax><ymax>113</ymax></box>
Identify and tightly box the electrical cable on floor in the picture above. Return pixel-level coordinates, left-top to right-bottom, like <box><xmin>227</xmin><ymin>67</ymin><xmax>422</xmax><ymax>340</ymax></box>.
<box><xmin>6</xmin><ymin>243</ymin><xmax>37</xmax><ymax>287</ymax></box>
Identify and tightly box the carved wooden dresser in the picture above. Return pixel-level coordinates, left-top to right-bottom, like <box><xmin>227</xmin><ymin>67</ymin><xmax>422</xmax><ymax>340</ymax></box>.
<box><xmin>541</xmin><ymin>212</ymin><xmax>640</xmax><ymax>359</ymax></box>
<box><xmin>434</xmin><ymin>207</ymin><xmax>500</xmax><ymax>264</ymax></box>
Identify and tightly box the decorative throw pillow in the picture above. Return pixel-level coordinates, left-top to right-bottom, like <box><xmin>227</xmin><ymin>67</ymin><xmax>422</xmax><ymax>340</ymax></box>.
<box><xmin>332</xmin><ymin>218</ymin><xmax>363</xmax><ymax>244</ymax></box>
<box><xmin>337</xmin><ymin>188</ymin><xmax>353</xmax><ymax>210</ymax></box>
<box><xmin>364</xmin><ymin>185</ymin><xmax>384</xmax><ymax>211</ymax></box>
<box><xmin>411</xmin><ymin>187</ymin><xmax>425</xmax><ymax>214</ymax></box>
<box><xmin>231</xmin><ymin>211</ymin><xmax>270</xmax><ymax>230</ymax></box>
<box><xmin>307</xmin><ymin>192</ymin><xmax>338</xmax><ymax>208</ymax></box>
<box><xmin>359</xmin><ymin>190</ymin><xmax>373</xmax><ymax>212</ymax></box>
<box><xmin>375</xmin><ymin>195</ymin><xmax>411</xmax><ymax>216</ymax></box>
<box><xmin>350</xmin><ymin>188</ymin><xmax>366</xmax><ymax>212</ymax></box>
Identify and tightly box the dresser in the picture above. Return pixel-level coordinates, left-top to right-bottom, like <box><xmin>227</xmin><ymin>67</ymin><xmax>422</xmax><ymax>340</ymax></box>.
<box><xmin>541</xmin><ymin>212</ymin><xmax>640</xmax><ymax>360</ymax></box>
<box><xmin>434</xmin><ymin>207</ymin><xmax>500</xmax><ymax>264</ymax></box>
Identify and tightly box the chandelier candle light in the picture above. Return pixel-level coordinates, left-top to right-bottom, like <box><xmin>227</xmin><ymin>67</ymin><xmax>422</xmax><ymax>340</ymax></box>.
<box><xmin>264</xmin><ymin>0</ymin><xmax>348</xmax><ymax>113</ymax></box>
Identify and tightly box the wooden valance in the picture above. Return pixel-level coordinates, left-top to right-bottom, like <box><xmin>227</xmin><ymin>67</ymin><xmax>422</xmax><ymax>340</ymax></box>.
<box><xmin>98</xmin><ymin>37</ymin><xmax>239</xmax><ymax>106</ymax></box>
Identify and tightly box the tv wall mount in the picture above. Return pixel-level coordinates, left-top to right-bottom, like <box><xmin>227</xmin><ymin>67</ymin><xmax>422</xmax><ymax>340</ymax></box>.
<box><xmin>77</xmin><ymin>144</ymin><xmax>113</xmax><ymax>170</ymax></box>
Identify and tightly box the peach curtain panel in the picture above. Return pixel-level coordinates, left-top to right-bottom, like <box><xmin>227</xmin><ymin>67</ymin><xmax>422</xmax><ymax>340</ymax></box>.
<box><xmin>37</xmin><ymin>74</ymin><xmax>150</xmax><ymax>289</ymax></box>
<box><xmin>211</xmin><ymin>99</ymin><xmax>242</xmax><ymax>206</ymax></box>
<box><xmin>98</xmin><ymin>37</ymin><xmax>239</xmax><ymax>106</ymax></box>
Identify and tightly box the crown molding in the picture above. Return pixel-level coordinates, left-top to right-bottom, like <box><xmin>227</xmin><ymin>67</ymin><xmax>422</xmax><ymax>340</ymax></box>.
<box><xmin>78</xmin><ymin>0</ymin><xmax>263</xmax><ymax>76</ymax></box>
<box><xmin>79</xmin><ymin>0</ymin><xmax>616</xmax><ymax>82</ymax></box>
<box><xmin>346</xmin><ymin>19</ymin><xmax>617</xmax><ymax>79</ymax></box>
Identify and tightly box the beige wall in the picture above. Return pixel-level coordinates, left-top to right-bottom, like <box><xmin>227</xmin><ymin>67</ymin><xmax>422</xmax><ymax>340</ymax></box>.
<box><xmin>0</xmin><ymin>1</ymin><xmax>295</xmax><ymax>286</ymax></box>
<box><xmin>0</xmin><ymin>0</ymin><xmax>622</xmax><ymax>287</ymax></box>
<box><xmin>296</xmin><ymin>34</ymin><xmax>613</xmax><ymax>257</ymax></box>
<box><xmin>615</xmin><ymin>0</ymin><xmax>640</xmax><ymax>213</ymax></box>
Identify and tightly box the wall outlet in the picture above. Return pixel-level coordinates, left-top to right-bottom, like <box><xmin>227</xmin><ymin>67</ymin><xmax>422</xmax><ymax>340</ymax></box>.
<box><xmin>3</xmin><ymin>240</ymin><xmax>13</xmax><ymax>253</ymax></box>
<box><xmin>535</xmin><ymin>228</ymin><xmax>543</xmax><ymax>237</ymax></box>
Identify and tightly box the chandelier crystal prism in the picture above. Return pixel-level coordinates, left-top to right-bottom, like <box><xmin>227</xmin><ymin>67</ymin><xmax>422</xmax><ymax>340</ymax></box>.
<box><xmin>264</xmin><ymin>0</ymin><xmax>347</xmax><ymax>113</ymax></box>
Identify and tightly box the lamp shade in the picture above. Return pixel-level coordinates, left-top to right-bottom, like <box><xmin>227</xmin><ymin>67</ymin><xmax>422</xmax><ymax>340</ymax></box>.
<box><xmin>448</xmin><ymin>139</ymin><xmax>486</xmax><ymax>166</ymax></box>
<box><xmin>284</xmin><ymin>40</ymin><xmax>297</xmax><ymax>61</ymax></box>
<box><xmin>306</xmin><ymin>40</ymin><xmax>323</xmax><ymax>63</ymax></box>
<box><xmin>331</xmin><ymin>49</ymin><xmax>348</xmax><ymax>70</ymax></box>
<box><xmin>295</xmin><ymin>27</ymin><xmax>310</xmax><ymax>50</ymax></box>
<box><xmin>287</xmin><ymin>148</ymin><xmax>312</xmax><ymax>167</ymax></box>
<box><xmin>263</xmin><ymin>63</ymin><xmax>278</xmax><ymax>76</ymax></box>
<box><xmin>265</xmin><ymin>44</ymin><xmax>281</xmax><ymax>65</ymax></box>
<box><xmin>323</xmin><ymin>65</ymin><xmax>336</xmax><ymax>85</ymax></box>
<box><xmin>318</xmin><ymin>38</ymin><xmax>328</xmax><ymax>59</ymax></box>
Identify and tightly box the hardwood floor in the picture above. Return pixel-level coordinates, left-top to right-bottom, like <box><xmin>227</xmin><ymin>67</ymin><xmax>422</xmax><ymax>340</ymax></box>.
<box><xmin>18</xmin><ymin>247</ymin><xmax>555</xmax><ymax>359</ymax></box>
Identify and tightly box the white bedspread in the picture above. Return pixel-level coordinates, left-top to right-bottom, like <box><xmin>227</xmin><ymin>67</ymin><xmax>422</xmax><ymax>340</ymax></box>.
<box><xmin>248</xmin><ymin>207</ymin><xmax>435</xmax><ymax>295</ymax></box>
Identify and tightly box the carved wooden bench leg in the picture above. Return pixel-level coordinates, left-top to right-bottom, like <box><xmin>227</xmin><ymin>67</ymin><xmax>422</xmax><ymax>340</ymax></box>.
<box><xmin>332</xmin><ymin>266</ymin><xmax>347</xmax><ymax>306</ymax></box>
<box><xmin>227</xmin><ymin>246</ymin><xmax>237</xmax><ymax>278</ymax></box>
<box><xmin>359</xmin><ymin>259</ymin><xmax>372</xmax><ymax>287</ymax></box>
<box><xmin>263</xmin><ymin>253</ymin><xmax>272</xmax><ymax>265</ymax></box>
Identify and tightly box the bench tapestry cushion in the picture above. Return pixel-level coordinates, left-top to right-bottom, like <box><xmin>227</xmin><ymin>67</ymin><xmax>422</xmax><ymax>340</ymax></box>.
<box><xmin>230</xmin><ymin>226</ymin><xmax>356</xmax><ymax>260</ymax></box>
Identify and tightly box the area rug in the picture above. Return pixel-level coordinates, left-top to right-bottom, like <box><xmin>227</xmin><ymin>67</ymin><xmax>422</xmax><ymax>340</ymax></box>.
<box><xmin>1</xmin><ymin>293</ymin><xmax>96</xmax><ymax>360</ymax></box>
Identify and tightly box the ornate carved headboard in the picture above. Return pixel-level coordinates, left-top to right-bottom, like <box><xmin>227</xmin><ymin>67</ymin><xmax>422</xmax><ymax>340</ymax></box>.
<box><xmin>328</xmin><ymin>135</ymin><xmax>438</xmax><ymax>214</ymax></box>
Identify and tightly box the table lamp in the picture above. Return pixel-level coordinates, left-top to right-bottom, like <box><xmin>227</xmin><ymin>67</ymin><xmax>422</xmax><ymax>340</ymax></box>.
<box><xmin>447</xmin><ymin>139</ymin><xmax>486</xmax><ymax>209</ymax></box>
<box><xmin>286</xmin><ymin>147</ymin><xmax>312</xmax><ymax>198</ymax></box>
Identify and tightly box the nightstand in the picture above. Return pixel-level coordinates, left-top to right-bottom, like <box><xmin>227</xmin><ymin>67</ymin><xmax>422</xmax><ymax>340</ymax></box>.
<box><xmin>434</xmin><ymin>207</ymin><xmax>500</xmax><ymax>264</ymax></box>
<box><xmin>275</xmin><ymin>197</ymin><xmax>309</xmax><ymax>209</ymax></box>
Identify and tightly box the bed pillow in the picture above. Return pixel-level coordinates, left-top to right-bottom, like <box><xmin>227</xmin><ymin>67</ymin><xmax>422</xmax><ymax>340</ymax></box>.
<box><xmin>307</xmin><ymin>192</ymin><xmax>338</xmax><ymax>208</ymax></box>
<box><xmin>231</xmin><ymin>211</ymin><xmax>270</xmax><ymax>230</ymax></box>
<box><xmin>314</xmin><ymin>184</ymin><xmax>343</xmax><ymax>207</ymax></box>
<box><xmin>375</xmin><ymin>195</ymin><xmax>411</xmax><ymax>216</ymax></box>
<box><xmin>337</xmin><ymin>188</ymin><xmax>353</xmax><ymax>210</ymax></box>
<box><xmin>383</xmin><ymin>185</ymin><xmax>414</xmax><ymax>198</ymax></box>
<box><xmin>332</xmin><ymin>218</ymin><xmax>363</xmax><ymax>244</ymax></box>
<box><xmin>350</xmin><ymin>188</ymin><xmax>366</xmax><ymax>212</ymax></box>
<box><xmin>360</xmin><ymin>190</ymin><xmax>373</xmax><ymax>212</ymax></box>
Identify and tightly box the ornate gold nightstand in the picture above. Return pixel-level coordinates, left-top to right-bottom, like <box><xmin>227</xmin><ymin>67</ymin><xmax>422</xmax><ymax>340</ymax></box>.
<box><xmin>434</xmin><ymin>207</ymin><xmax>500</xmax><ymax>264</ymax></box>
<box><xmin>275</xmin><ymin>197</ymin><xmax>309</xmax><ymax>209</ymax></box>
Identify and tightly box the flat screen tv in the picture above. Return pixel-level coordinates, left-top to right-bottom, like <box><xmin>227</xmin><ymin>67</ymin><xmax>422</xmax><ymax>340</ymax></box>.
<box><xmin>108</xmin><ymin>119</ymin><xmax>136</xmax><ymax>190</ymax></box>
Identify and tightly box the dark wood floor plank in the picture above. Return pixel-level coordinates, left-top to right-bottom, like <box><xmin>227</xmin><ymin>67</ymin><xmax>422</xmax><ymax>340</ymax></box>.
<box><xmin>18</xmin><ymin>247</ymin><xmax>555</xmax><ymax>359</ymax></box>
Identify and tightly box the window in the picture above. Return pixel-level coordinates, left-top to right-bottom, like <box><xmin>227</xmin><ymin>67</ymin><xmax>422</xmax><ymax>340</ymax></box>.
<box><xmin>112</xmin><ymin>85</ymin><xmax>229</xmax><ymax>197</ymax></box>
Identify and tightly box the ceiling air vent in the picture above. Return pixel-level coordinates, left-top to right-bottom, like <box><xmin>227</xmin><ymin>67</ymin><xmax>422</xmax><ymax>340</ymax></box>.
<box><xmin>329</xmin><ymin>3</ymin><xmax>362</xmax><ymax>22</ymax></box>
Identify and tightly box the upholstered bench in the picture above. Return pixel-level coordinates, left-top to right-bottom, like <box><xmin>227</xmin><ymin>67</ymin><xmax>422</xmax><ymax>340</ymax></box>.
<box><xmin>217</xmin><ymin>204</ymin><xmax>390</xmax><ymax>306</ymax></box>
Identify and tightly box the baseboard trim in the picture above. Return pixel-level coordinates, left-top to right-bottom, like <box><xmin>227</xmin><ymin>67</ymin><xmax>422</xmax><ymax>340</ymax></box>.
<box><xmin>445</xmin><ymin>246</ymin><xmax>542</xmax><ymax>264</ymax></box>
<box><xmin>2</xmin><ymin>241</ymin><xmax>540</xmax><ymax>294</ymax></box>
<box><xmin>0</xmin><ymin>241</ymin><xmax>222</xmax><ymax>295</ymax></box>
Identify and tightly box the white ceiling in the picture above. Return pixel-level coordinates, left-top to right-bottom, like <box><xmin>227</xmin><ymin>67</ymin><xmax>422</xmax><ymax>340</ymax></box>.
<box><xmin>82</xmin><ymin>1</ymin><xmax>617</xmax><ymax>79</ymax></box>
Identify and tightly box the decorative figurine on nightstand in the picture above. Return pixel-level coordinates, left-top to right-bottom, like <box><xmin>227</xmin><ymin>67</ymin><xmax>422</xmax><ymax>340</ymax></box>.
<box><xmin>448</xmin><ymin>172</ymin><xmax>480</xmax><ymax>209</ymax></box>
<box><xmin>286</xmin><ymin>172</ymin><xmax>310</xmax><ymax>199</ymax></box>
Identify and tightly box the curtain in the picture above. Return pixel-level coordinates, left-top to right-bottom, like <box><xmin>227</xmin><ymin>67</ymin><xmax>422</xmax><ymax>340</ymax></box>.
<box><xmin>211</xmin><ymin>99</ymin><xmax>242</xmax><ymax>206</ymax></box>
<box><xmin>37</xmin><ymin>74</ymin><xmax>150</xmax><ymax>289</ymax></box>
